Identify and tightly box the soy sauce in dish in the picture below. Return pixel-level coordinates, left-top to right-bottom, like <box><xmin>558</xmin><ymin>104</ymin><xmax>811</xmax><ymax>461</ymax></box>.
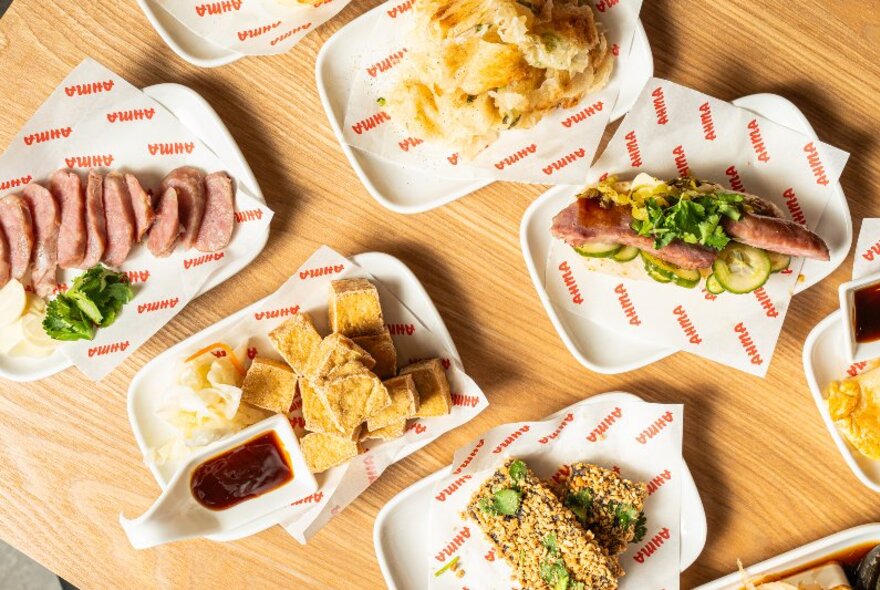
<box><xmin>752</xmin><ymin>541</ymin><xmax>878</xmax><ymax>585</ymax></box>
<box><xmin>854</xmin><ymin>283</ymin><xmax>880</xmax><ymax>343</ymax></box>
<box><xmin>191</xmin><ymin>432</ymin><xmax>293</xmax><ymax>510</ymax></box>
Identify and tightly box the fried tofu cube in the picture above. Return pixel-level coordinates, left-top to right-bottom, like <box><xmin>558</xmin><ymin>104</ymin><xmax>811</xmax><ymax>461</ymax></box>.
<box><xmin>401</xmin><ymin>358</ymin><xmax>452</xmax><ymax>418</ymax></box>
<box><xmin>305</xmin><ymin>332</ymin><xmax>376</xmax><ymax>382</ymax></box>
<box><xmin>364</xmin><ymin>419</ymin><xmax>406</xmax><ymax>441</ymax></box>
<box><xmin>301</xmin><ymin>432</ymin><xmax>360</xmax><ymax>474</ymax></box>
<box><xmin>367</xmin><ymin>375</ymin><xmax>419</xmax><ymax>431</ymax></box>
<box><xmin>329</xmin><ymin>278</ymin><xmax>384</xmax><ymax>337</ymax></box>
<box><xmin>299</xmin><ymin>378</ymin><xmax>341</xmax><ymax>434</ymax></box>
<box><xmin>320</xmin><ymin>368</ymin><xmax>391</xmax><ymax>436</ymax></box>
<box><xmin>268</xmin><ymin>312</ymin><xmax>322</xmax><ymax>375</ymax></box>
<box><xmin>352</xmin><ymin>328</ymin><xmax>397</xmax><ymax>379</ymax></box>
<box><xmin>241</xmin><ymin>357</ymin><xmax>297</xmax><ymax>414</ymax></box>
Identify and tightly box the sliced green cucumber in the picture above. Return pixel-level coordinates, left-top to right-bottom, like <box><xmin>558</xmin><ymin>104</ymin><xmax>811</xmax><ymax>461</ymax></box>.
<box><xmin>706</xmin><ymin>274</ymin><xmax>725</xmax><ymax>294</ymax></box>
<box><xmin>642</xmin><ymin>251</ymin><xmax>699</xmax><ymax>288</ymax></box>
<box><xmin>712</xmin><ymin>243</ymin><xmax>771</xmax><ymax>294</ymax></box>
<box><xmin>612</xmin><ymin>246</ymin><xmax>639</xmax><ymax>262</ymax></box>
<box><xmin>573</xmin><ymin>242</ymin><xmax>621</xmax><ymax>258</ymax></box>
<box><xmin>671</xmin><ymin>268</ymin><xmax>700</xmax><ymax>289</ymax></box>
<box><xmin>640</xmin><ymin>251</ymin><xmax>678</xmax><ymax>274</ymax></box>
<box><xmin>646</xmin><ymin>266</ymin><xmax>671</xmax><ymax>283</ymax></box>
<box><xmin>768</xmin><ymin>251</ymin><xmax>791</xmax><ymax>273</ymax></box>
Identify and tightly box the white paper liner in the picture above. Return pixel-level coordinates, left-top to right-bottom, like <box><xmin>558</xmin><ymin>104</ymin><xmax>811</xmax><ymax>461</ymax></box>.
<box><xmin>144</xmin><ymin>245</ymin><xmax>489</xmax><ymax>542</ymax></box>
<box><xmin>852</xmin><ymin>219</ymin><xmax>880</xmax><ymax>280</ymax></box>
<box><xmin>0</xmin><ymin>58</ymin><xmax>273</xmax><ymax>380</ymax></box>
<box><xmin>342</xmin><ymin>0</ymin><xmax>643</xmax><ymax>184</ymax></box>
<box><xmin>153</xmin><ymin>0</ymin><xmax>353</xmax><ymax>56</ymax></box>
<box><xmin>545</xmin><ymin>78</ymin><xmax>850</xmax><ymax>376</ymax></box>
<box><xmin>427</xmin><ymin>398</ymin><xmax>683</xmax><ymax>589</ymax></box>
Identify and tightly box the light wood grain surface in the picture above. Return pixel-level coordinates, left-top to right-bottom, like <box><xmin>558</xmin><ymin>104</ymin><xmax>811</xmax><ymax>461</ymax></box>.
<box><xmin>0</xmin><ymin>1</ymin><xmax>877</xmax><ymax>588</ymax></box>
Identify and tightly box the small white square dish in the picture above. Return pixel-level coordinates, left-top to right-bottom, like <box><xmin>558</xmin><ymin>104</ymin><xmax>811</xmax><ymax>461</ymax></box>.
<box><xmin>694</xmin><ymin>523</ymin><xmax>880</xmax><ymax>589</ymax></box>
<box><xmin>803</xmin><ymin>309</ymin><xmax>880</xmax><ymax>492</ymax></box>
<box><xmin>373</xmin><ymin>391</ymin><xmax>708</xmax><ymax>589</ymax></box>
<box><xmin>0</xmin><ymin>82</ymin><xmax>267</xmax><ymax>383</ymax></box>
<box><xmin>839</xmin><ymin>271</ymin><xmax>880</xmax><ymax>363</ymax></box>
<box><xmin>315</xmin><ymin>5</ymin><xmax>654</xmax><ymax>214</ymax></box>
<box><xmin>520</xmin><ymin>93</ymin><xmax>852</xmax><ymax>374</ymax></box>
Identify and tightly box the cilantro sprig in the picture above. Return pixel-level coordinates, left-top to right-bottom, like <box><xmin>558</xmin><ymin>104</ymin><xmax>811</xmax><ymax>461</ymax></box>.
<box><xmin>43</xmin><ymin>265</ymin><xmax>134</xmax><ymax>341</ymax></box>
<box><xmin>631</xmin><ymin>192</ymin><xmax>744</xmax><ymax>250</ymax></box>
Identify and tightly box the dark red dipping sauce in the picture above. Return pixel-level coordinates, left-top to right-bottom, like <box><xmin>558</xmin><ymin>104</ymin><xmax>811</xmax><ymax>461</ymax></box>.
<box><xmin>191</xmin><ymin>432</ymin><xmax>293</xmax><ymax>510</ymax></box>
<box><xmin>854</xmin><ymin>283</ymin><xmax>880</xmax><ymax>343</ymax></box>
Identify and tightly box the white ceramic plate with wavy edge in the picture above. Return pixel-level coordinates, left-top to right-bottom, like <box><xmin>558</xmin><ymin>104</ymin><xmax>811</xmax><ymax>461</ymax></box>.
<box><xmin>694</xmin><ymin>523</ymin><xmax>880</xmax><ymax>589</ymax></box>
<box><xmin>127</xmin><ymin>251</ymin><xmax>462</xmax><ymax>542</ymax></box>
<box><xmin>0</xmin><ymin>83</ymin><xmax>268</xmax><ymax>383</ymax></box>
<box><xmin>135</xmin><ymin>0</ymin><xmax>244</xmax><ymax>68</ymax></box>
<box><xmin>373</xmin><ymin>391</ymin><xmax>708</xmax><ymax>589</ymax></box>
<box><xmin>804</xmin><ymin>309</ymin><xmax>880</xmax><ymax>492</ymax></box>
<box><xmin>520</xmin><ymin>93</ymin><xmax>852</xmax><ymax>375</ymax></box>
<box><xmin>315</xmin><ymin>6</ymin><xmax>654</xmax><ymax>214</ymax></box>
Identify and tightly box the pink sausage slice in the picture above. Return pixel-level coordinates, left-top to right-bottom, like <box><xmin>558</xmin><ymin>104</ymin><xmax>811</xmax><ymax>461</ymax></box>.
<box><xmin>160</xmin><ymin>167</ymin><xmax>204</xmax><ymax>250</ymax></box>
<box><xmin>147</xmin><ymin>187</ymin><xmax>180</xmax><ymax>258</ymax></box>
<box><xmin>51</xmin><ymin>169</ymin><xmax>86</xmax><ymax>269</ymax></box>
<box><xmin>0</xmin><ymin>194</ymin><xmax>34</xmax><ymax>281</ymax></box>
<box><xmin>22</xmin><ymin>183</ymin><xmax>60</xmax><ymax>297</ymax></box>
<box><xmin>125</xmin><ymin>173</ymin><xmax>155</xmax><ymax>242</ymax></box>
<box><xmin>0</xmin><ymin>224</ymin><xmax>11</xmax><ymax>289</ymax></box>
<box><xmin>79</xmin><ymin>170</ymin><xmax>106</xmax><ymax>269</ymax></box>
<box><xmin>102</xmin><ymin>172</ymin><xmax>136</xmax><ymax>267</ymax></box>
<box><xmin>195</xmin><ymin>172</ymin><xmax>235</xmax><ymax>252</ymax></box>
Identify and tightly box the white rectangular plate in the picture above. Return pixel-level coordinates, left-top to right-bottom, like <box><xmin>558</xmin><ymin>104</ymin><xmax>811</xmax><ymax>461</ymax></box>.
<box><xmin>127</xmin><ymin>251</ymin><xmax>461</xmax><ymax>541</ymax></box>
<box><xmin>373</xmin><ymin>391</ymin><xmax>708</xmax><ymax>589</ymax></box>
<box><xmin>520</xmin><ymin>93</ymin><xmax>852</xmax><ymax>374</ymax></box>
<box><xmin>695</xmin><ymin>523</ymin><xmax>880</xmax><ymax>589</ymax></box>
<box><xmin>0</xmin><ymin>82</ymin><xmax>268</xmax><ymax>382</ymax></box>
<box><xmin>804</xmin><ymin>309</ymin><xmax>880</xmax><ymax>492</ymax></box>
<box><xmin>315</xmin><ymin>5</ymin><xmax>654</xmax><ymax>214</ymax></box>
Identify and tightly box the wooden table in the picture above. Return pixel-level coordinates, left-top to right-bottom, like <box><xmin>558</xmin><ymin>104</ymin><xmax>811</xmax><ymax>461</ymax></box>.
<box><xmin>0</xmin><ymin>1</ymin><xmax>877</xmax><ymax>588</ymax></box>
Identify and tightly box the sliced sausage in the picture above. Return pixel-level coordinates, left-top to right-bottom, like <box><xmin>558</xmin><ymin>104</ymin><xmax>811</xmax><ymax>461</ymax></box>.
<box><xmin>160</xmin><ymin>167</ymin><xmax>204</xmax><ymax>250</ymax></box>
<box><xmin>22</xmin><ymin>183</ymin><xmax>60</xmax><ymax>297</ymax></box>
<box><xmin>0</xmin><ymin>224</ymin><xmax>11</xmax><ymax>289</ymax></box>
<box><xmin>0</xmin><ymin>194</ymin><xmax>34</xmax><ymax>280</ymax></box>
<box><xmin>195</xmin><ymin>172</ymin><xmax>235</xmax><ymax>252</ymax></box>
<box><xmin>79</xmin><ymin>170</ymin><xmax>106</xmax><ymax>269</ymax></box>
<box><xmin>102</xmin><ymin>172</ymin><xmax>136</xmax><ymax>267</ymax></box>
<box><xmin>125</xmin><ymin>173</ymin><xmax>155</xmax><ymax>242</ymax></box>
<box><xmin>147</xmin><ymin>187</ymin><xmax>180</xmax><ymax>257</ymax></box>
<box><xmin>50</xmin><ymin>169</ymin><xmax>86</xmax><ymax>269</ymax></box>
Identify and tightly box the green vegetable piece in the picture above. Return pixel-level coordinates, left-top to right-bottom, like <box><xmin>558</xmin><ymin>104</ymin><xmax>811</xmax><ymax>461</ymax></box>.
<box><xmin>492</xmin><ymin>488</ymin><xmax>521</xmax><ymax>515</ymax></box>
<box><xmin>542</xmin><ymin>533</ymin><xmax>558</xmax><ymax>555</ymax></box>
<box><xmin>376</xmin><ymin>97</ymin><xmax>386</xmax><ymax>106</ymax></box>
<box><xmin>632</xmin><ymin>512</ymin><xmax>648</xmax><ymax>543</ymax></box>
<box><xmin>563</xmin><ymin>489</ymin><xmax>592</xmax><ymax>523</ymax></box>
<box><xmin>508</xmin><ymin>459</ymin><xmax>527</xmax><ymax>483</ymax></box>
<box><xmin>42</xmin><ymin>296</ymin><xmax>94</xmax><ymax>341</ymax></box>
<box><xmin>42</xmin><ymin>265</ymin><xmax>134</xmax><ymax>341</ymax></box>
<box><xmin>433</xmin><ymin>555</ymin><xmax>459</xmax><ymax>577</ymax></box>
<box><xmin>615</xmin><ymin>503</ymin><xmax>639</xmax><ymax>529</ymax></box>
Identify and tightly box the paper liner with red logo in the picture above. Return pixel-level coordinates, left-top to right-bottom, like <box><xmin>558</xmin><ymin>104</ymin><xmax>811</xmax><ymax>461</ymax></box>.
<box><xmin>545</xmin><ymin>78</ymin><xmax>850</xmax><ymax>377</ymax></box>
<box><xmin>427</xmin><ymin>399</ymin><xmax>683</xmax><ymax>589</ymax></box>
<box><xmin>852</xmin><ymin>220</ymin><xmax>880</xmax><ymax>280</ymax></box>
<box><xmin>153</xmin><ymin>0</ymin><xmax>352</xmax><ymax>55</ymax></box>
<box><xmin>341</xmin><ymin>0</ymin><xmax>643</xmax><ymax>184</ymax></box>
<box><xmin>145</xmin><ymin>245</ymin><xmax>489</xmax><ymax>542</ymax></box>
<box><xmin>0</xmin><ymin>58</ymin><xmax>273</xmax><ymax>380</ymax></box>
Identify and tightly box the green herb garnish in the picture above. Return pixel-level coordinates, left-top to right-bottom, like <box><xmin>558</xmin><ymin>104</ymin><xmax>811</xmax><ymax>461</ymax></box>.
<box><xmin>508</xmin><ymin>459</ymin><xmax>526</xmax><ymax>483</ymax></box>
<box><xmin>433</xmin><ymin>555</ymin><xmax>459</xmax><ymax>577</ymax></box>
<box><xmin>479</xmin><ymin>487</ymin><xmax>521</xmax><ymax>516</ymax></box>
<box><xmin>376</xmin><ymin>97</ymin><xmax>386</xmax><ymax>106</ymax></box>
<box><xmin>43</xmin><ymin>265</ymin><xmax>134</xmax><ymax>341</ymax></box>
<box><xmin>632</xmin><ymin>512</ymin><xmax>648</xmax><ymax>543</ymax></box>
<box><xmin>614</xmin><ymin>502</ymin><xmax>639</xmax><ymax>529</ymax></box>
<box><xmin>540</xmin><ymin>560</ymin><xmax>571</xmax><ymax>590</ymax></box>
<box><xmin>542</xmin><ymin>533</ymin><xmax>558</xmax><ymax>555</ymax></box>
<box><xmin>631</xmin><ymin>191</ymin><xmax>744</xmax><ymax>250</ymax></box>
<box><xmin>563</xmin><ymin>489</ymin><xmax>593</xmax><ymax>523</ymax></box>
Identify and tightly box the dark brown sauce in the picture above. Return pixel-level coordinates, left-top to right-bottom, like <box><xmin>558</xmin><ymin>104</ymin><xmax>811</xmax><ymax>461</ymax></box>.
<box><xmin>755</xmin><ymin>541</ymin><xmax>877</xmax><ymax>584</ymax></box>
<box><xmin>854</xmin><ymin>284</ymin><xmax>880</xmax><ymax>343</ymax></box>
<box><xmin>190</xmin><ymin>432</ymin><xmax>293</xmax><ymax>510</ymax></box>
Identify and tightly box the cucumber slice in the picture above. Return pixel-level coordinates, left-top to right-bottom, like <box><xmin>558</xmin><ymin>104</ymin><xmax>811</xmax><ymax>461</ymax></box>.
<box><xmin>573</xmin><ymin>243</ymin><xmax>621</xmax><ymax>258</ymax></box>
<box><xmin>612</xmin><ymin>246</ymin><xmax>639</xmax><ymax>262</ymax></box>
<box><xmin>640</xmin><ymin>251</ymin><xmax>679</xmax><ymax>274</ymax></box>
<box><xmin>706</xmin><ymin>274</ymin><xmax>725</xmax><ymax>294</ymax></box>
<box><xmin>768</xmin><ymin>251</ymin><xmax>791</xmax><ymax>273</ymax></box>
<box><xmin>671</xmin><ymin>268</ymin><xmax>700</xmax><ymax>289</ymax></box>
<box><xmin>646</xmin><ymin>266</ymin><xmax>672</xmax><ymax>283</ymax></box>
<box><xmin>713</xmin><ymin>243</ymin><xmax>771</xmax><ymax>294</ymax></box>
<box><xmin>642</xmin><ymin>251</ymin><xmax>699</xmax><ymax>288</ymax></box>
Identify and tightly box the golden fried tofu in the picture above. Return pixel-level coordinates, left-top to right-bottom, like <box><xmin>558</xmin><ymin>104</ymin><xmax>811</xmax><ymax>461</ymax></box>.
<box><xmin>329</xmin><ymin>278</ymin><xmax>384</xmax><ymax>337</ymax></box>
<box><xmin>305</xmin><ymin>332</ymin><xmax>376</xmax><ymax>382</ymax></box>
<box><xmin>828</xmin><ymin>366</ymin><xmax>880</xmax><ymax>460</ymax></box>
<box><xmin>241</xmin><ymin>357</ymin><xmax>297</xmax><ymax>414</ymax></box>
<box><xmin>300</xmin><ymin>378</ymin><xmax>341</xmax><ymax>434</ymax></box>
<box><xmin>401</xmin><ymin>358</ymin><xmax>452</xmax><ymax>418</ymax></box>
<box><xmin>268</xmin><ymin>312</ymin><xmax>322</xmax><ymax>375</ymax></box>
<box><xmin>364</xmin><ymin>419</ymin><xmax>407</xmax><ymax>441</ymax></box>
<box><xmin>353</xmin><ymin>328</ymin><xmax>398</xmax><ymax>379</ymax></box>
<box><xmin>301</xmin><ymin>432</ymin><xmax>361</xmax><ymax>473</ymax></box>
<box><xmin>367</xmin><ymin>375</ymin><xmax>419</xmax><ymax>431</ymax></box>
<box><xmin>320</xmin><ymin>368</ymin><xmax>391</xmax><ymax>436</ymax></box>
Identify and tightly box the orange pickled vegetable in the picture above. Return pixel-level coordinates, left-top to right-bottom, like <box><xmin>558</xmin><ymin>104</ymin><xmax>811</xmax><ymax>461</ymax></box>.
<box><xmin>185</xmin><ymin>342</ymin><xmax>246</xmax><ymax>376</ymax></box>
